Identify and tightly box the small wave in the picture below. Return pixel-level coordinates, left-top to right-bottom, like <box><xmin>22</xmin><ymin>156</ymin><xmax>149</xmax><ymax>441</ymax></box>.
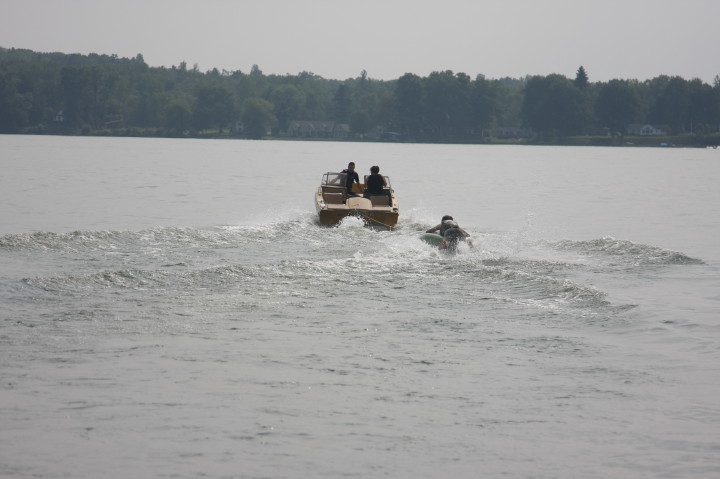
<box><xmin>0</xmin><ymin>209</ymin><xmax>426</xmax><ymax>254</ymax></box>
<box><xmin>23</xmin><ymin>268</ymin><xmax>171</xmax><ymax>293</ymax></box>
<box><xmin>21</xmin><ymin>262</ymin><xmax>262</xmax><ymax>295</ymax></box>
<box><xmin>0</xmin><ymin>230</ymin><xmax>129</xmax><ymax>251</ymax></box>
<box><xmin>549</xmin><ymin>237</ymin><xmax>704</xmax><ymax>266</ymax></box>
<box><xmin>444</xmin><ymin>258</ymin><xmax>612</xmax><ymax>311</ymax></box>
<box><xmin>0</xmin><ymin>228</ymin><xmax>215</xmax><ymax>251</ymax></box>
<box><xmin>0</xmin><ymin>225</ymin><xmax>270</xmax><ymax>254</ymax></box>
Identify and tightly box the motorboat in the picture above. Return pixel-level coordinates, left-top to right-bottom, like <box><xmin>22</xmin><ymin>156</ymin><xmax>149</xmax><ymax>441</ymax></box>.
<box><xmin>315</xmin><ymin>172</ymin><xmax>399</xmax><ymax>228</ymax></box>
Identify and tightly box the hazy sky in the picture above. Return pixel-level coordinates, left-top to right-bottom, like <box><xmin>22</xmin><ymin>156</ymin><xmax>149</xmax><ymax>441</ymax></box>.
<box><xmin>2</xmin><ymin>0</ymin><xmax>718</xmax><ymax>83</ymax></box>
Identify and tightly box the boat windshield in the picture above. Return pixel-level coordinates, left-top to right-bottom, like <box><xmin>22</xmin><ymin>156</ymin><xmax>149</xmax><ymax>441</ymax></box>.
<box><xmin>321</xmin><ymin>172</ymin><xmax>393</xmax><ymax>189</ymax></box>
<box><xmin>322</xmin><ymin>172</ymin><xmax>347</xmax><ymax>187</ymax></box>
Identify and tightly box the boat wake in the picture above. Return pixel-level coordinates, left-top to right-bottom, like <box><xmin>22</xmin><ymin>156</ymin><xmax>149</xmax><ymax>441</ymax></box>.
<box><xmin>2</xmin><ymin>212</ymin><xmax>705</xmax><ymax>330</ymax></box>
<box><xmin>0</xmin><ymin>213</ymin><xmax>703</xmax><ymax>328</ymax></box>
<box><xmin>548</xmin><ymin>237</ymin><xmax>705</xmax><ymax>266</ymax></box>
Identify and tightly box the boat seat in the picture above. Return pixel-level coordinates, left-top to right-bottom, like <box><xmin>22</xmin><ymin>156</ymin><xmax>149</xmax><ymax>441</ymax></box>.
<box><xmin>322</xmin><ymin>186</ymin><xmax>346</xmax><ymax>194</ymax></box>
<box><xmin>322</xmin><ymin>192</ymin><xmax>345</xmax><ymax>205</ymax></box>
<box><xmin>370</xmin><ymin>195</ymin><xmax>391</xmax><ymax>206</ymax></box>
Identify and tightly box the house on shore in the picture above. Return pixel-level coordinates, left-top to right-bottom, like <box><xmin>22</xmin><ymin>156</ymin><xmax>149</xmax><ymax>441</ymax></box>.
<box><xmin>490</xmin><ymin>126</ymin><xmax>533</xmax><ymax>139</ymax></box>
<box><xmin>626</xmin><ymin>124</ymin><xmax>671</xmax><ymax>136</ymax></box>
<box><xmin>286</xmin><ymin>120</ymin><xmax>350</xmax><ymax>139</ymax></box>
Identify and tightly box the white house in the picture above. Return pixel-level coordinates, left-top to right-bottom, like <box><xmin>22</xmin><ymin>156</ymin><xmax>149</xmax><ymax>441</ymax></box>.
<box><xmin>286</xmin><ymin>120</ymin><xmax>350</xmax><ymax>139</ymax></box>
<box><xmin>627</xmin><ymin>124</ymin><xmax>671</xmax><ymax>136</ymax></box>
<box><xmin>490</xmin><ymin>126</ymin><xmax>533</xmax><ymax>139</ymax></box>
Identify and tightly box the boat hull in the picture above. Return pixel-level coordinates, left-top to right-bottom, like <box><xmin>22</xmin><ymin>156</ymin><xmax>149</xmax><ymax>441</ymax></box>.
<box><xmin>315</xmin><ymin>185</ymin><xmax>399</xmax><ymax>229</ymax></box>
<box><xmin>317</xmin><ymin>208</ymin><xmax>399</xmax><ymax>228</ymax></box>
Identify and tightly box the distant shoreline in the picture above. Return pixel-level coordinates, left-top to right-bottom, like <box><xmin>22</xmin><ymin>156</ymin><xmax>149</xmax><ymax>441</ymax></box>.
<box><xmin>5</xmin><ymin>130</ymin><xmax>717</xmax><ymax>148</ymax></box>
<box><xmin>3</xmin><ymin>48</ymin><xmax>719</xmax><ymax>148</ymax></box>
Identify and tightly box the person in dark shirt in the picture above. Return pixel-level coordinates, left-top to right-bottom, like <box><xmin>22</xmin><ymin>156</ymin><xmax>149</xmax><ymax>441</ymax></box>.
<box><xmin>363</xmin><ymin>165</ymin><xmax>387</xmax><ymax>198</ymax></box>
<box><xmin>426</xmin><ymin>215</ymin><xmax>455</xmax><ymax>235</ymax></box>
<box><xmin>341</xmin><ymin>162</ymin><xmax>360</xmax><ymax>196</ymax></box>
<box><xmin>438</xmin><ymin>220</ymin><xmax>474</xmax><ymax>251</ymax></box>
<box><xmin>426</xmin><ymin>215</ymin><xmax>471</xmax><ymax>237</ymax></box>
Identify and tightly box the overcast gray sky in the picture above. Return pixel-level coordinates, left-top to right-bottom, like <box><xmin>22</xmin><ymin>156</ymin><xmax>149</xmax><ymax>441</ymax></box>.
<box><xmin>2</xmin><ymin>0</ymin><xmax>718</xmax><ymax>83</ymax></box>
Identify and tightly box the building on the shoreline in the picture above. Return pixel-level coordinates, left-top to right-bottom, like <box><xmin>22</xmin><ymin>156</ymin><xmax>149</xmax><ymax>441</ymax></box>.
<box><xmin>490</xmin><ymin>126</ymin><xmax>534</xmax><ymax>139</ymax></box>
<box><xmin>626</xmin><ymin>124</ymin><xmax>671</xmax><ymax>136</ymax></box>
<box><xmin>286</xmin><ymin>120</ymin><xmax>350</xmax><ymax>139</ymax></box>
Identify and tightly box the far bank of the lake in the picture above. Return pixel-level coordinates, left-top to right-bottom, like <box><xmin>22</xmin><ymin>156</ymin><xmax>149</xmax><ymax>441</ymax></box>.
<box><xmin>10</xmin><ymin>128</ymin><xmax>720</xmax><ymax>148</ymax></box>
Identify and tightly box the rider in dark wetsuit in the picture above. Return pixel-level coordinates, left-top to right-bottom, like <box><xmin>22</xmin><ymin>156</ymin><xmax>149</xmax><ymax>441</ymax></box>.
<box><xmin>427</xmin><ymin>216</ymin><xmax>471</xmax><ymax>238</ymax></box>
<box><xmin>438</xmin><ymin>220</ymin><xmax>472</xmax><ymax>251</ymax></box>
<box><xmin>436</xmin><ymin>220</ymin><xmax>474</xmax><ymax>251</ymax></box>
<box><xmin>426</xmin><ymin>215</ymin><xmax>454</xmax><ymax>235</ymax></box>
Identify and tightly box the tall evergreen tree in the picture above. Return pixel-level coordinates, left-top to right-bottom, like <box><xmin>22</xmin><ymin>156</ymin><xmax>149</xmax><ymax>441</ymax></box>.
<box><xmin>574</xmin><ymin>66</ymin><xmax>589</xmax><ymax>89</ymax></box>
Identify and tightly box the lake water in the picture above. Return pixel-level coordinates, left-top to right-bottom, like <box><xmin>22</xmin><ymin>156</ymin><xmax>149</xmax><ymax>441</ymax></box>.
<box><xmin>1</xmin><ymin>135</ymin><xmax>719</xmax><ymax>478</ymax></box>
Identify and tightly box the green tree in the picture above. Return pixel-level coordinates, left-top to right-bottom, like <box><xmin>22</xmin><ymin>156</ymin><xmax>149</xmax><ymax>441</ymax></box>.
<box><xmin>0</xmin><ymin>71</ymin><xmax>32</xmax><ymax>132</ymax></box>
<box><xmin>332</xmin><ymin>83</ymin><xmax>352</xmax><ymax>123</ymax></box>
<box><xmin>164</xmin><ymin>98</ymin><xmax>192</xmax><ymax>136</ymax></box>
<box><xmin>422</xmin><ymin>70</ymin><xmax>472</xmax><ymax>139</ymax></box>
<box><xmin>687</xmin><ymin>79</ymin><xmax>720</xmax><ymax>133</ymax></box>
<box><xmin>269</xmin><ymin>84</ymin><xmax>304</xmax><ymax>132</ymax></box>
<box><xmin>522</xmin><ymin>74</ymin><xmax>588</xmax><ymax>137</ymax></box>
<box><xmin>649</xmin><ymin>76</ymin><xmax>689</xmax><ymax>133</ymax></box>
<box><xmin>241</xmin><ymin>97</ymin><xmax>276</xmax><ymax>139</ymax></box>
<box><xmin>130</xmin><ymin>70</ymin><xmax>164</xmax><ymax>127</ymax></box>
<box><xmin>574</xmin><ymin>66</ymin><xmax>589</xmax><ymax>89</ymax></box>
<box><xmin>470</xmin><ymin>74</ymin><xmax>499</xmax><ymax>134</ymax></box>
<box><xmin>350</xmin><ymin>109</ymin><xmax>372</xmax><ymax>137</ymax></box>
<box><xmin>374</xmin><ymin>91</ymin><xmax>396</xmax><ymax>132</ymax></box>
<box><xmin>595</xmin><ymin>79</ymin><xmax>641</xmax><ymax>139</ymax></box>
<box><xmin>60</xmin><ymin>66</ymin><xmax>94</xmax><ymax>127</ymax></box>
<box><xmin>394</xmin><ymin>73</ymin><xmax>424</xmax><ymax>136</ymax></box>
<box><xmin>192</xmin><ymin>84</ymin><xmax>236</xmax><ymax>132</ymax></box>
<box><xmin>492</xmin><ymin>77</ymin><xmax>525</xmax><ymax>127</ymax></box>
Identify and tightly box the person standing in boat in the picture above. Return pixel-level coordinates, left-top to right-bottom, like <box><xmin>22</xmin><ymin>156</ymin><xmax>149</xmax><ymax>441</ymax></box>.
<box><xmin>363</xmin><ymin>165</ymin><xmax>388</xmax><ymax>198</ymax></box>
<box><xmin>341</xmin><ymin>162</ymin><xmax>360</xmax><ymax>196</ymax></box>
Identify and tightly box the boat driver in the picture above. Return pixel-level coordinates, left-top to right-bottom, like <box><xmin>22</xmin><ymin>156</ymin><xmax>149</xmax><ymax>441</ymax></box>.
<box><xmin>341</xmin><ymin>162</ymin><xmax>360</xmax><ymax>196</ymax></box>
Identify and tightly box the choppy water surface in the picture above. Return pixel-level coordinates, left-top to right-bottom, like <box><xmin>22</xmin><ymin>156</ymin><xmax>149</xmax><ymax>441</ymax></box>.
<box><xmin>1</xmin><ymin>136</ymin><xmax>719</xmax><ymax>478</ymax></box>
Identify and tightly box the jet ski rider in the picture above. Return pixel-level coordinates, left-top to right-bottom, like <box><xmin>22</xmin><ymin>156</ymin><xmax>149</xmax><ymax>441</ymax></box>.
<box><xmin>426</xmin><ymin>215</ymin><xmax>471</xmax><ymax>238</ymax></box>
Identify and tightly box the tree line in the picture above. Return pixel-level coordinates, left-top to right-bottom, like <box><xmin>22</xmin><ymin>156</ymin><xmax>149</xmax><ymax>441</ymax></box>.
<box><xmin>1</xmin><ymin>47</ymin><xmax>719</xmax><ymax>144</ymax></box>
